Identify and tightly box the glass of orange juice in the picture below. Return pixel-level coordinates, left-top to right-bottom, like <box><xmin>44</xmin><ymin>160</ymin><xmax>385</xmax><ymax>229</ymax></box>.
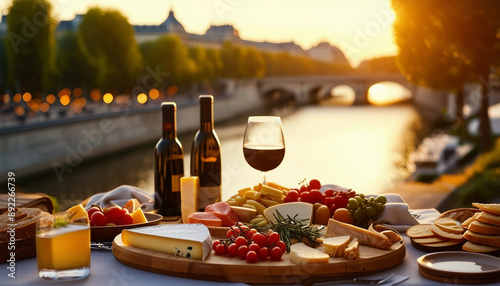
<box><xmin>36</xmin><ymin>207</ymin><xmax>90</xmax><ymax>280</ymax></box>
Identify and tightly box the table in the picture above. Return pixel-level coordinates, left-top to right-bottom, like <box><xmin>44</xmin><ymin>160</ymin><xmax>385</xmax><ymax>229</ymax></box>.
<box><xmin>2</xmin><ymin>235</ymin><xmax>499</xmax><ymax>286</ymax></box>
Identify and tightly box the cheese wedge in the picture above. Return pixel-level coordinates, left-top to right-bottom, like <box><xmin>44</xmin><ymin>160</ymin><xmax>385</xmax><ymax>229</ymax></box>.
<box><xmin>181</xmin><ymin>177</ymin><xmax>199</xmax><ymax>223</ymax></box>
<box><xmin>323</xmin><ymin>236</ymin><xmax>351</xmax><ymax>257</ymax></box>
<box><xmin>264</xmin><ymin>202</ymin><xmax>313</xmax><ymax>225</ymax></box>
<box><xmin>290</xmin><ymin>243</ymin><xmax>330</xmax><ymax>265</ymax></box>
<box><xmin>344</xmin><ymin>239</ymin><xmax>360</xmax><ymax>260</ymax></box>
<box><xmin>122</xmin><ymin>224</ymin><xmax>212</xmax><ymax>260</ymax></box>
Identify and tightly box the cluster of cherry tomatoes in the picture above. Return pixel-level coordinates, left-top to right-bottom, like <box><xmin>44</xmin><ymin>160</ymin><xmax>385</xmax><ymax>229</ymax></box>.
<box><xmin>87</xmin><ymin>205</ymin><xmax>133</xmax><ymax>226</ymax></box>
<box><xmin>212</xmin><ymin>223</ymin><xmax>285</xmax><ymax>263</ymax></box>
<box><xmin>284</xmin><ymin>179</ymin><xmax>356</xmax><ymax>214</ymax></box>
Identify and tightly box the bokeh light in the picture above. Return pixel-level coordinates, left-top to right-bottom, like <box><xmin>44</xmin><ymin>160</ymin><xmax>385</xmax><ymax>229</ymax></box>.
<box><xmin>73</xmin><ymin>88</ymin><xmax>83</xmax><ymax>97</ymax></box>
<box><xmin>149</xmin><ymin>88</ymin><xmax>159</xmax><ymax>100</ymax></box>
<box><xmin>60</xmin><ymin>95</ymin><xmax>71</xmax><ymax>106</ymax></box>
<box><xmin>29</xmin><ymin>99</ymin><xmax>41</xmax><ymax>112</ymax></box>
<box><xmin>103</xmin><ymin>93</ymin><xmax>113</xmax><ymax>104</ymax></box>
<box><xmin>46</xmin><ymin>94</ymin><xmax>56</xmax><ymax>104</ymax></box>
<box><xmin>137</xmin><ymin>93</ymin><xmax>148</xmax><ymax>104</ymax></box>
<box><xmin>3</xmin><ymin>94</ymin><xmax>9</xmax><ymax>103</ymax></box>
<box><xmin>23</xmin><ymin>92</ymin><xmax>32</xmax><ymax>102</ymax></box>
<box><xmin>40</xmin><ymin>102</ymin><xmax>50</xmax><ymax>113</ymax></box>
<box><xmin>13</xmin><ymin>93</ymin><xmax>21</xmax><ymax>103</ymax></box>
<box><xmin>14</xmin><ymin>106</ymin><xmax>25</xmax><ymax>116</ymax></box>
<box><xmin>90</xmin><ymin>89</ymin><xmax>101</xmax><ymax>102</ymax></box>
<box><xmin>167</xmin><ymin>86</ymin><xmax>178</xmax><ymax>96</ymax></box>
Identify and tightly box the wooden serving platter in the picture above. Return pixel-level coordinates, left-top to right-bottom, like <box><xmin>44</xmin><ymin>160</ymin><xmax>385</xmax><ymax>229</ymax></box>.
<box><xmin>112</xmin><ymin>234</ymin><xmax>406</xmax><ymax>284</ymax></box>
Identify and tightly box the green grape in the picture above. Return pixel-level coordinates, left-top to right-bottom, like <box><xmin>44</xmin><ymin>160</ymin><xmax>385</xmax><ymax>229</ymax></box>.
<box><xmin>375</xmin><ymin>203</ymin><xmax>385</xmax><ymax>212</ymax></box>
<box><xmin>354</xmin><ymin>196</ymin><xmax>362</xmax><ymax>204</ymax></box>
<box><xmin>353</xmin><ymin>208</ymin><xmax>364</xmax><ymax>220</ymax></box>
<box><xmin>359</xmin><ymin>193</ymin><xmax>365</xmax><ymax>199</ymax></box>
<box><xmin>375</xmin><ymin>196</ymin><xmax>387</xmax><ymax>204</ymax></box>
<box><xmin>366</xmin><ymin>206</ymin><xmax>376</xmax><ymax>217</ymax></box>
<box><xmin>348</xmin><ymin>198</ymin><xmax>359</xmax><ymax>209</ymax></box>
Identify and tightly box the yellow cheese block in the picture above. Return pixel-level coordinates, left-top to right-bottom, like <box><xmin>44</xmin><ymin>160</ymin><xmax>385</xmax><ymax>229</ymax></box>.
<box><xmin>181</xmin><ymin>177</ymin><xmax>199</xmax><ymax>223</ymax></box>
<box><xmin>130</xmin><ymin>207</ymin><xmax>147</xmax><ymax>224</ymax></box>
<box><xmin>290</xmin><ymin>243</ymin><xmax>330</xmax><ymax>265</ymax></box>
<box><xmin>323</xmin><ymin>236</ymin><xmax>351</xmax><ymax>257</ymax></box>
<box><xmin>122</xmin><ymin>224</ymin><xmax>212</xmax><ymax>260</ymax></box>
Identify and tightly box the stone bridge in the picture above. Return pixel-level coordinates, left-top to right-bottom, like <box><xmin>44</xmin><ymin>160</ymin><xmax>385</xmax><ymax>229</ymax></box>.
<box><xmin>253</xmin><ymin>73</ymin><xmax>417</xmax><ymax>105</ymax></box>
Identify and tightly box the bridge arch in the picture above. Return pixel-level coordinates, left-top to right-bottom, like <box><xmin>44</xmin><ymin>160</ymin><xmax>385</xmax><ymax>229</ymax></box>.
<box><xmin>365</xmin><ymin>81</ymin><xmax>413</xmax><ymax>105</ymax></box>
<box><xmin>261</xmin><ymin>87</ymin><xmax>297</xmax><ymax>106</ymax></box>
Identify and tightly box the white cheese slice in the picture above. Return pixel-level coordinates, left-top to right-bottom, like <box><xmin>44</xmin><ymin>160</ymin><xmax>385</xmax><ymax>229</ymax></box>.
<box><xmin>323</xmin><ymin>236</ymin><xmax>351</xmax><ymax>257</ymax></box>
<box><xmin>290</xmin><ymin>242</ymin><xmax>330</xmax><ymax>265</ymax></box>
<box><xmin>122</xmin><ymin>224</ymin><xmax>212</xmax><ymax>260</ymax></box>
<box><xmin>181</xmin><ymin>177</ymin><xmax>199</xmax><ymax>223</ymax></box>
<box><xmin>263</xmin><ymin>202</ymin><xmax>313</xmax><ymax>225</ymax></box>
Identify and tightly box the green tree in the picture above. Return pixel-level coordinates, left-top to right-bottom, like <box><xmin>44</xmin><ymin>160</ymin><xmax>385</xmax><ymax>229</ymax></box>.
<box><xmin>205</xmin><ymin>48</ymin><xmax>223</xmax><ymax>82</ymax></box>
<box><xmin>239</xmin><ymin>46</ymin><xmax>265</xmax><ymax>78</ymax></box>
<box><xmin>55</xmin><ymin>31</ymin><xmax>96</xmax><ymax>90</ymax></box>
<box><xmin>0</xmin><ymin>37</ymin><xmax>7</xmax><ymax>93</ymax></box>
<box><xmin>5</xmin><ymin>0</ymin><xmax>56</xmax><ymax>95</ymax></box>
<box><xmin>392</xmin><ymin>0</ymin><xmax>500</xmax><ymax>152</ymax></box>
<box><xmin>139</xmin><ymin>35</ymin><xmax>192</xmax><ymax>90</ymax></box>
<box><xmin>221</xmin><ymin>41</ymin><xmax>245</xmax><ymax>78</ymax></box>
<box><xmin>78</xmin><ymin>7</ymin><xmax>142</xmax><ymax>93</ymax></box>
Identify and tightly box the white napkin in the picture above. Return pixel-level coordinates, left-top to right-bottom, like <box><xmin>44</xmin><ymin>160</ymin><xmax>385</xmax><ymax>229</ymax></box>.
<box><xmin>84</xmin><ymin>185</ymin><xmax>154</xmax><ymax>212</ymax></box>
<box><xmin>373</xmin><ymin>193</ymin><xmax>422</xmax><ymax>231</ymax></box>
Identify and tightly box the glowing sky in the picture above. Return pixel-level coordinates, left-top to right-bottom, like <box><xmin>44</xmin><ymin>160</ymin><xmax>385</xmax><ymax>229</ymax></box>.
<box><xmin>1</xmin><ymin>0</ymin><xmax>398</xmax><ymax>67</ymax></box>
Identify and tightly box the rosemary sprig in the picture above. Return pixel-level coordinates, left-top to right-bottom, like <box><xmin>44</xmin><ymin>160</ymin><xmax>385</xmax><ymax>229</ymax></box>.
<box><xmin>251</xmin><ymin>210</ymin><xmax>323</xmax><ymax>252</ymax></box>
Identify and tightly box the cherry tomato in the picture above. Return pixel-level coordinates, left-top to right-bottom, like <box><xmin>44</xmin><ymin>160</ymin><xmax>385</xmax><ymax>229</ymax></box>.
<box><xmin>309</xmin><ymin>190</ymin><xmax>323</xmax><ymax>204</ymax></box>
<box><xmin>212</xmin><ymin>240</ymin><xmax>221</xmax><ymax>251</ymax></box>
<box><xmin>324</xmin><ymin>188</ymin><xmax>334</xmax><ymax>198</ymax></box>
<box><xmin>268</xmin><ymin>232</ymin><xmax>280</xmax><ymax>245</ymax></box>
<box><xmin>87</xmin><ymin>206</ymin><xmax>101</xmax><ymax>218</ymax></box>
<box><xmin>284</xmin><ymin>190</ymin><xmax>299</xmax><ymax>202</ymax></box>
<box><xmin>309</xmin><ymin>179</ymin><xmax>321</xmax><ymax>190</ymax></box>
<box><xmin>269</xmin><ymin>246</ymin><xmax>283</xmax><ymax>261</ymax></box>
<box><xmin>275</xmin><ymin>241</ymin><xmax>287</xmax><ymax>253</ymax></box>
<box><xmin>90</xmin><ymin>211</ymin><xmax>106</xmax><ymax>226</ymax></box>
<box><xmin>237</xmin><ymin>245</ymin><xmax>249</xmax><ymax>260</ymax></box>
<box><xmin>215</xmin><ymin>243</ymin><xmax>227</xmax><ymax>255</ymax></box>
<box><xmin>235</xmin><ymin>236</ymin><xmax>247</xmax><ymax>247</ymax></box>
<box><xmin>246</xmin><ymin>250</ymin><xmax>258</xmax><ymax>263</ymax></box>
<box><xmin>103</xmin><ymin>206</ymin><xmax>123</xmax><ymax>224</ymax></box>
<box><xmin>325</xmin><ymin>197</ymin><xmax>335</xmax><ymax>208</ymax></box>
<box><xmin>333</xmin><ymin>196</ymin><xmax>348</xmax><ymax>208</ymax></box>
<box><xmin>252</xmin><ymin>233</ymin><xmax>268</xmax><ymax>248</ymax></box>
<box><xmin>299</xmin><ymin>184</ymin><xmax>309</xmax><ymax>193</ymax></box>
<box><xmin>258</xmin><ymin>247</ymin><xmax>269</xmax><ymax>260</ymax></box>
<box><xmin>248</xmin><ymin>243</ymin><xmax>260</xmax><ymax>253</ymax></box>
<box><xmin>227</xmin><ymin>243</ymin><xmax>238</xmax><ymax>257</ymax></box>
<box><xmin>117</xmin><ymin>213</ymin><xmax>133</xmax><ymax>225</ymax></box>
<box><xmin>299</xmin><ymin>191</ymin><xmax>311</xmax><ymax>203</ymax></box>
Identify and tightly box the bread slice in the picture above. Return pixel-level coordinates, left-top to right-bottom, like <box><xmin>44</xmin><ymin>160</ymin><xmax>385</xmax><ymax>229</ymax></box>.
<box><xmin>472</xmin><ymin>203</ymin><xmax>500</xmax><ymax>216</ymax></box>
<box><xmin>462</xmin><ymin>240</ymin><xmax>500</xmax><ymax>253</ymax></box>
<box><xmin>430</xmin><ymin>224</ymin><xmax>464</xmax><ymax>240</ymax></box>
<box><xmin>325</xmin><ymin>219</ymin><xmax>392</xmax><ymax>250</ymax></box>
<box><xmin>468</xmin><ymin>220</ymin><xmax>500</xmax><ymax>235</ymax></box>
<box><xmin>407</xmin><ymin>224</ymin><xmax>435</xmax><ymax>239</ymax></box>
<box><xmin>461</xmin><ymin>212</ymin><xmax>480</xmax><ymax>229</ymax></box>
<box><xmin>477</xmin><ymin>211</ymin><xmax>500</xmax><ymax>226</ymax></box>
<box><xmin>434</xmin><ymin>217</ymin><xmax>464</xmax><ymax>234</ymax></box>
<box><xmin>0</xmin><ymin>208</ymin><xmax>49</xmax><ymax>243</ymax></box>
<box><xmin>463</xmin><ymin>230</ymin><xmax>500</xmax><ymax>248</ymax></box>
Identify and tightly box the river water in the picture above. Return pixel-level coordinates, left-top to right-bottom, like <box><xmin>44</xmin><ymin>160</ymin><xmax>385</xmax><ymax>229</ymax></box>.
<box><xmin>16</xmin><ymin>100</ymin><xmax>424</xmax><ymax>210</ymax></box>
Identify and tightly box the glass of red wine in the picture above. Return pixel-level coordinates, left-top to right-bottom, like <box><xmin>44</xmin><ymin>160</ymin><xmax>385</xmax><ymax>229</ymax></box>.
<box><xmin>243</xmin><ymin>116</ymin><xmax>285</xmax><ymax>184</ymax></box>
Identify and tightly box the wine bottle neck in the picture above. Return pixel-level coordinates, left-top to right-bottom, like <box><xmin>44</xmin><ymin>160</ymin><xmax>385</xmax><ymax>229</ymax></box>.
<box><xmin>161</xmin><ymin>102</ymin><xmax>177</xmax><ymax>139</ymax></box>
<box><xmin>199</xmin><ymin>95</ymin><xmax>214</xmax><ymax>132</ymax></box>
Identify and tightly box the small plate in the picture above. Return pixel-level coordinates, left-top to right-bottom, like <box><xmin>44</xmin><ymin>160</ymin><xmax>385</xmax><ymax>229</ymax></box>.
<box><xmin>91</xmin><ymin>213</ymin><xmax>163</xmax><ymax>242</ymax></box>
<box><xmin>417</xmin><ymin>251</ymin><xmax>500</xmax><ymax>283</ymax></box>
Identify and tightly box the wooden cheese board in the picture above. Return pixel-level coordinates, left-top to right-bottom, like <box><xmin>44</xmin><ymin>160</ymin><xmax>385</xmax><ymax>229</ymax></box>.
<box><xmin>112</xmin><ymin>234</ymin><xmax>406</xmax><ymax>284</ymax></box>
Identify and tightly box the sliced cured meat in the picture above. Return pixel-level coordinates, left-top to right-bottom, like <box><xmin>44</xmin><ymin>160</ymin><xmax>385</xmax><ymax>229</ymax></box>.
<box><xmin>187</xmin><ymin>212</ymin><xmax>222</xmax><ymax>227</ymax></box>
<box><xmin>204</xmin><ymin>202</ymin><xmax>240</xmax><ymax>227</ymax></box>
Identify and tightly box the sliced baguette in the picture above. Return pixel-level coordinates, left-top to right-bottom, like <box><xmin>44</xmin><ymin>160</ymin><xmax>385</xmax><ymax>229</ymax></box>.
<box><xmin>420</xmin><ymin>239</ymin><xmax>463</xmax><ymax>247</ymax></box>
<box><xmin>463</xmin><ymin>230</ymin><xmax>500</xmax><ymax>248</ymax></box>
<box><xmin>434</xmin><ymin>217</ymin><xmax>464</xmax><ymax>234</ymax></box>
<box><xmin>477</xmin><ymin>211</ymin><xmax>500</xmax><ymax>226</ymax></box>
<box><xmin>462</xmin><ymin>240</ymin><xmax>500</xmax><ymax>253</ymax></box>
<box><xmin>468</xmin><ymin>220</ymin><xmax>500</xmax><ymax>235</ymax></box>
<box><xmin>412</xmin><ymin>236</ymin><xmax>445</xmax><ymax>244</ymax></box>
<box><xmin>325</xmin><ymin>219</ymin><xmax>392</xmax><ymax>250</ymax></box>
<box><xmin>407</xmin><ymin>224</ymin><xmax>435</xmax><ymax>239</ymax></box>
<box><xmin>472</xmin><ymin>203</ymin><xmax>500</xmax><ymax>216</ymax></box>
<box><xmin>461</xmin><ymin>212</ymin><xmax>480</xmax><ymax>229</ymax></box>
<box><xmin>430</xmin><ymin>224</ymin><xmax>464</xmax><ymax>240</ymax></box>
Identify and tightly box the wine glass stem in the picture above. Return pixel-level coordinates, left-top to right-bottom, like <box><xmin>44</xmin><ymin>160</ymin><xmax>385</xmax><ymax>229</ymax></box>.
<box><xmin>262</xmin><ymin>172</ymin><xmax>267</xmax><ymax>185</ymax></box>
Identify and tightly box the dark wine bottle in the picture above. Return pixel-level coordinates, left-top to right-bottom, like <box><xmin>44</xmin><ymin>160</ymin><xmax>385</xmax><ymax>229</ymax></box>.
<box><xmin>191</xmin><ymin>95</ymin><xmax>221</xmax><ymax>211</ymax></box>
<box><xmin>154</xmin><ymin>102</ymin><xmax>184</xmax><ymax>217</ymax></box>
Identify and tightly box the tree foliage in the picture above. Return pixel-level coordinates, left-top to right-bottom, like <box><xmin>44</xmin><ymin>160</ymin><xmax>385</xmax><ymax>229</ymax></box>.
<box><xmin>5</xmin><ymin>0</ymin><xmax>56</xmax><ymax>95</ymax></box>
<box><xmin>392</xmin><ymin>0</ymin><xmax>500</xmax><ymax>151</ymax></box>
<box><xmin>78</xmin><ymin>7</ymin><xmax>142</xmax><ymax>93</ymax></box>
